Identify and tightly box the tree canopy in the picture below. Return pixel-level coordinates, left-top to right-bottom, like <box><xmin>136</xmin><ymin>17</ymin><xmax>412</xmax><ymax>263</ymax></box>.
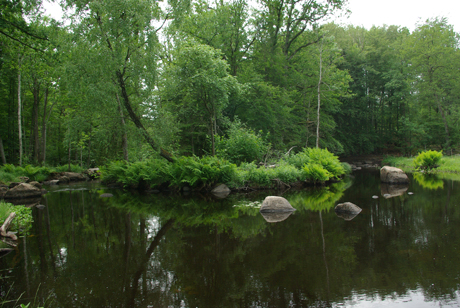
<box><xmin>1</xmin><ymin>0</ymin><xmax>460</xmax><ymax>167</ymax></box>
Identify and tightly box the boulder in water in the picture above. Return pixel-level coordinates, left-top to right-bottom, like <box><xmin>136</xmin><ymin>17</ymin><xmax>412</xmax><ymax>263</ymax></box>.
<box><xmin>334</xmin><ymin>202</ymin><xmax>362</xmax><ymax>221</ymax></box>
<box><xmin>380</xmin><ymin>166</ymin><xmax>409</xmax><ymax>184</ymax></box>
<box><xmin>260</xmin><ymin>196</ymin><xmax>296</xmax><ymax>213</ymax></box>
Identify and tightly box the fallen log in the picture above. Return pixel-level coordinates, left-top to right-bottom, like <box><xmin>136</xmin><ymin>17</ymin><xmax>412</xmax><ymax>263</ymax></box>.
<box><xmin>1</xmin><ymin>212</ymin><xmax>18</xmax><ymax>241</ymax></box>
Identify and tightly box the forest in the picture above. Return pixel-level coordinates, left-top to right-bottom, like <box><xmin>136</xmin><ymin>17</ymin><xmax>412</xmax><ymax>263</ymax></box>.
<box><xmin>1</xmin><ymin>0</ymin><xmax>460</xmax><ymax>168</ymax></box>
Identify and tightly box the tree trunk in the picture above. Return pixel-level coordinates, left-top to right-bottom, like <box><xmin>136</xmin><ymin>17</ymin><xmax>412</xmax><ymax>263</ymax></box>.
<box><xmin>18</xmin><ymin>54</ymin><xmax>23</xmax><ymax>166</ymax></box>
<box><xmin>32</xmin><ymin>77</ymin><xmax>40</xmax><ymax>163</ymax></box>
<box><xmin>211</xmin><ymin>114</ymin><xmax>215</xmax><ymax>156</ymax></box>
<box><xmin>116</xmin><ymin>70</ymin><xmax>173</xmax><ymax>162</ymax></box>
<box><xmin>435</xmin><ymin>94</ymin><xmax>451</xmax><ymax>148</ymax></box>
<box><xmin>316</xmin><ymin>42</ymin><xmax>323</xmax><ymax>149</ymax></box>
<box><xmin>68</xmin><ymin>140</ymin><xmax>71</xmax><ymax>172</ymax></box>
<box><xmin>116</xmin><ymin>93</ymin><xmax>129</xmax><ymax>161</ymax></box>
<box><xmin>0</xmin><ymin>136</ymin><xmax>6</xmax><ymax>164</ymax></box>
<box><xmin>40</xmin><ymin>87</ymin><xmax>51</xmax><ymax>164</ymax></box>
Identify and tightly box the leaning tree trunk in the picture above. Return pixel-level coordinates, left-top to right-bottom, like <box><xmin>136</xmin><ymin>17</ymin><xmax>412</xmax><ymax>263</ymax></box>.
<box><xmin>116</xmin><ymin>70</ymin><xmax>173</xmax><ymax>162</ymax></box>
<box><xmin>116</xmin><ymin>93</ymin><xmax>129</xmax><ymax>162</ymax></box>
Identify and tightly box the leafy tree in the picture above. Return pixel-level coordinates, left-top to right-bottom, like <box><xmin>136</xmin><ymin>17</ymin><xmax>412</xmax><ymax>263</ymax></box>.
<box><xmin>163</xmin><ymin>43</ymin><xmax>239</xmax><ymax>155</ymax></box>
<box><xmin>405</xmin><ymin>18</ymin><xmax>460</xmax><ymax>151</ymax></box>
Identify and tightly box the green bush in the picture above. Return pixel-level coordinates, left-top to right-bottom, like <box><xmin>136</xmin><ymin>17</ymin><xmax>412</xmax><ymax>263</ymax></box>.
<box><xmin>285</xmin><ymin>148</ymin><xmax>344</xmax><ymax>179</ymax></box>
<box><xmin>414</xmin><ymin>150</ymin><xmax>443</xmax><ymax>171</ymax></box>
<box><xmin>0</xmin><ymin>201</ymin><xmax>33</xmax><ymax>233</ymax></box>
<box><xmin>100</xmin><ymin>159</ymin><xmax>170</xmax><ymax>188</ymax></box>
<box><xmin>216</xmin><ymin>120</ymin><xmax>270</xmax><ymax>165</ymax></box>
<box><xmin>302</xmin><ymin>163</ymin><xmax>332</xmax><ymax>184</ymax></box>
<box><xmin>272</xmin><ymin>163</ymin><xmax>303</xmax><ymax>183</ymax></box>
<box><xmin>168</xmin><ymin>156</ymin><xmax>237</xmax><ymax>188</ymax></box>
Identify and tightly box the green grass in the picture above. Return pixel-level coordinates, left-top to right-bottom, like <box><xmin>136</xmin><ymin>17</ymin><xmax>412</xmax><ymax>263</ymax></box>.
<box><xmin>0</xmin><ymin>164</ymin><xmax>85</xmax><ymax>185</ymax></box>
<box><xmin>382</xmin><ymin>155</ymin><xmax>460</xmax><ymax>180</ymax></box>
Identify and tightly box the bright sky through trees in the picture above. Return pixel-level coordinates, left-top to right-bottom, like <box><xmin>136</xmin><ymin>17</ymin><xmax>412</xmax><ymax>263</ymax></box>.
<box><xmin>44</xmin><ymin>0</ymin><xmax>460</xmax><ymax>33</ymax></box>
<box><xmin>336</xmin><ymin>0</ymin><xmax>460</xmax><ymax>32</ymax></box>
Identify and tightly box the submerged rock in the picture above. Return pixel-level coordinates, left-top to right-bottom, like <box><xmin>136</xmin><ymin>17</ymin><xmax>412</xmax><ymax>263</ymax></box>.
<box><xmin>259</xmin><ymin>196</ymin><xmax>296</xmax><ymax>213</ymax></box>
<box><xmin>334</xmin><ymin>202</ymin><xmax>362</xmax><ymax>221</ymax></box>
<box><xmin>380</xmin><ymin>166</ymin><xmax>409</xmax><ymax>184</ymax></box>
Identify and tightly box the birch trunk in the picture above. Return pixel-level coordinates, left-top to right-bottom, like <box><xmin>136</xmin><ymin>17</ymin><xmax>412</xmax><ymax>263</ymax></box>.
<box><xmin>18</xmin><ymin>54</ymin><xmax>23</xmax><ymax>166</ymax></box>
<box><xmin>316</xmin><ymin>42</ymin><xmax>323</xmax><ymax>149</ymax></box>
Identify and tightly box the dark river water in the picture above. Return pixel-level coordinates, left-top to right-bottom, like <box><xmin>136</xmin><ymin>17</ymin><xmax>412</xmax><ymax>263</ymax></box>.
<box><xmin>2</xmin><ymin>169</ymin><xmax>460</xmax><ymax>308</ymax></box>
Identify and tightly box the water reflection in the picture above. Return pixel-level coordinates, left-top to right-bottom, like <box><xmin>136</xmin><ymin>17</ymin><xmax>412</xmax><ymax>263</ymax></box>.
<box><xmin>1</xmin><ymin>171</ymin><xmax>460</xmax><ymax>307</ymax></box>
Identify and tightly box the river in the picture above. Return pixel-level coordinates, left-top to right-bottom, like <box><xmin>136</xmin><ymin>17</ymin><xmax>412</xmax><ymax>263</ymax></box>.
<box><xmin>1</xmin><ymin>169</ymin><xmax>460</xmax><ymax>307</ymax></box>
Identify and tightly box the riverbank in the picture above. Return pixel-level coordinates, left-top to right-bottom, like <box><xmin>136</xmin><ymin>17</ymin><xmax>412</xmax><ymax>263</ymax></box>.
<box><xmin>382</xmin><ymin>155</ymin><xmax>460</xmax><ymax>180</ymax></box>
<box><xmin>0</xmin><ymin>149</ymin><xmax>350</xmax><ymax>197</ymax></box>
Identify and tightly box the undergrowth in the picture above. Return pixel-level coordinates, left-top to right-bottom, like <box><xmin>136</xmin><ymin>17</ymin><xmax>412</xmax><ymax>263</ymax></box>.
<box><xmin>0</xmin><ymin>164</ymin><xmax>85</xmax><ymax>185</ymax></box>
<box><xmin>0</xmin><ymin>201</ymin><xmax>33</xmax><ymax>233</ymax></box>
<box><xmin>100</xmin><ymin>148</ymin><xmax>347</xmax><ymax>190</ymax></box>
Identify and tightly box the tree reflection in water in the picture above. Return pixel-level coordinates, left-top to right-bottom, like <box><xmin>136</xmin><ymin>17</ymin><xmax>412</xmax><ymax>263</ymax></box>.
<box><xmin>1</xmin><ymin>171</ymin><xmax>460</xmax><ymax>307</ymax></box>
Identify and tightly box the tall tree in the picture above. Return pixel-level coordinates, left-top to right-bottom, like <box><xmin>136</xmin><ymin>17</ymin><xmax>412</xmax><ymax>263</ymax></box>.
<box><xmin>63</xmin><ymin>0</ymin><xmax>187</xmax><ymax>162</ymax></box>
<box><xmin>163</xmin><ymin>43</ymin><xmax>239</xmax><ymax>155</ymax></box>
<box><xmin>406</xmin><ymin>18</ymin><xmax>460</xmax><ymax>150</ymax></box>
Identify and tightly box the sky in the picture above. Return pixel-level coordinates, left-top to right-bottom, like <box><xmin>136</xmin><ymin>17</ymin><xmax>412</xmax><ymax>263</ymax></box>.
<box><xmin>43</xmin><ymin>0</ymin><xmax>460</xmax><ymax>33</ymax></box>
<box><xmin>335</xmin><ymin>0</ymin><xmax>460</xmax><ymax>32</ymax></box>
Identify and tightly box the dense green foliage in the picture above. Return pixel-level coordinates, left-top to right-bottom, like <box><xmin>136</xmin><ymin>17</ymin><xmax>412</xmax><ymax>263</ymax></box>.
<box><xmin>101</xmin><ymin>148</ymin><xmax>347</xmax><ymax>188</ymax></box>
<box><xmin>414</xmin><ymin>150</ymin><xmax>443</xmax><ymax>171</ymax></box>
<box><xmin>383</xmin><ymin>155</ymin><xmax>460</xmax><ymax>180</ymax></box>
<box><xmin>0</xmin><ymin>164</ymin><xmax>84</xmax><ymax>184</ymax></box>
<box><xmin>1</xmin><ymin>0</ymin><xmax>460</xmax><ymax>170</ymax></box>
<box><xmin>216</xmin><ymin>120</ymin><xmax>270</xmax><ymax>165</ymax></box>
<box><xmin>0</xmin><ymin>201</ymin><xmax>33</xmax><ymax>233</ymax></box>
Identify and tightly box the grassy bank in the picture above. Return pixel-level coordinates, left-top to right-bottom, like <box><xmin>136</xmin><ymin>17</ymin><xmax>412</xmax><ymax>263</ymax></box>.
<box><xmin>100</xmin><ymin>148</ymin><xmax>351</xmax><ymax>191</ymax></box>
<box><xmin>0</xmin><ymin>164</ymin><xmax>85</xmax><ymax>185</ymax></box>
<box><xmin>382</xmin><ymin>155</ymin><xmax>460</xmax><ymax>180</ymax></box>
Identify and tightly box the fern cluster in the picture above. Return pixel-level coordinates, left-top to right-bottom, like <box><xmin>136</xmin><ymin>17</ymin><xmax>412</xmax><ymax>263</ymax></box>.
<box><xmin>100</xmin><ymin>148</ymin><xmax>348</xmax><ymax>190</ymax></box>
<box><xmin>414</xmin><ymin>150</ymin><xmax>443</xmax><ymax>171</ymax></box>
<box><xmin>0</xmin><ymin>164</ymin><xmax>85</xmax><ymax>184</ymax></box>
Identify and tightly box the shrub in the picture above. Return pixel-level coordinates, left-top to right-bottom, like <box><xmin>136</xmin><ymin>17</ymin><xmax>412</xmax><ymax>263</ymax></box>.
<box><xmin>302</xmin><ymin>163</ymin><xmax>332</xmax><ymax>184</ymax></box>
<box><xmin>272</xmin><ymin>163</ymin><xmax>303</xmax><ymax>183</ymax></box>
<box><xmin>0</xmin><ymin>201</ymin><xmax>33</xmax><ymax>233</ymax></box>
<box><xmin>216</xmin><ymin>120</ymin><xmax>270</xmax><ymax>164</ymax></box>
<box><xmin>167</xmin><ymin>156</ymin><xmax>238</xmax><ymax>188</ymax></box>
<box><xmin>414</xmin><ymin>150</ymin><xmax>443</xmax><ymax>171</ymax></box>
<box><xmin>285</xmin><ymin>148</ymin><xmax>345</xmax><ymax>179</ymax></box>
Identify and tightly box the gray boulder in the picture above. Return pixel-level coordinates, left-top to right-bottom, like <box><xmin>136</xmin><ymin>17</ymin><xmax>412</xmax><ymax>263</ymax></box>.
<box><xmin>334</xmin><ymin>202</ymin><xmax>362</xmax><ymax>221</ymax></box>
<box><xmin>211</xmin><ymin>184</ymin><xmax>231</xmax><ymax>199</ymax></box>
<box><xmin>29</xmin><ymin>181</ymin><xmax>42</xmax><ymax>189</ymax></box>
<box><xmin>380</xmin><ymin>166</ymin><xmax>409</xmax><ymax>184</ymax></box>
<box><xmin>100</xmin><ymin>193</ymin><xmax>114</xmax><ymax>198</ymax></box>
<box><xmin>4</xmin><ymin>183</ymin><xmax>42</xmax><ymax>199</ymax></box>
<box><xmin>260</xmin><ymin>196</ymin><xmax>296</xmax><ymax>213</ymax></box>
